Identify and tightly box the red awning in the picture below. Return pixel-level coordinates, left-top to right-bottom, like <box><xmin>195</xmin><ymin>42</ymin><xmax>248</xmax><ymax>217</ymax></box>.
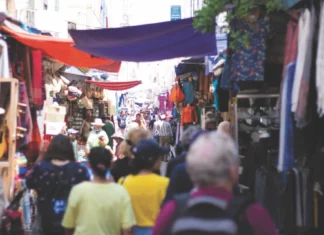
<box><xmin>85</xmin><ymin>80</ymin><xmax>142</xmax><ymax>91</ymax></box>
<box><xmin>1</xmin><ymin>21</ymin><xmax>121</xmax><ymax>73</ymax></box>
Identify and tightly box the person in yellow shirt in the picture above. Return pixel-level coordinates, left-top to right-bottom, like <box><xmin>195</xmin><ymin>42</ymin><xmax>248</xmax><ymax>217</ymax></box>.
<box><xmin>62</xmin><ymin>147</ymin><xmax>136</xmax><ymax>235</ymax></box>
<box><xmin>121</xmin><ymin>139</ymin><xmax>170</xmax><ymax>235</ymax></box>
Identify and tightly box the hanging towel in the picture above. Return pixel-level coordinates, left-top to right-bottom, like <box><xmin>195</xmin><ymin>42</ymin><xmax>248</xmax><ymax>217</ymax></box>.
<box><xmin>278</xmin><ymin>62</ymin><xmax>296</xmax><ymax>173</ymax></box>
<box><xmin>0</xmin><ymin>39</ymin><xmax>10</xmax><ymax>78</ymax></box>
<box><xmin>31</xmin><ymin>50</ymin><xmax>43</xmax><ymax>105</ymax></box>
<box><xmin>291</xmin><ymin>9</ymin><xmax>311</xmax><ymax>114</ymax></box>
<box><xmin>295</xmin><ymin>6</ymin><xmax>316</xmax><ymax>128</ymax></box>
<box><xmin>317</xmin><ymin>2</ymin><xmax>324</xmax><ymax>117</ymax></box>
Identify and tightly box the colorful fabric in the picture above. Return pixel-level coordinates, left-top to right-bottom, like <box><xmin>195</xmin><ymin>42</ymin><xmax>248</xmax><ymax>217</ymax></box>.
<box><xmin>31</xmin><ymin>50</ymin><xmax>43</xmax><ymax>105</ymax></box>
<box><xmin>213</xmin><ymin>79</ymin><xmax>219</xmax><ymax>111</ymax></box>
<box><xmin>278</xmin><ymin>62</ymin><xmax>296</xmax><ymax>173</ymax></box>
<box><xmin>158</xmin><ymin>96</ymin><xmax>166</xmax><ymax>113</ymax></box>
<box><xmin>182</xmin><ymin>80</ymin><xmax>194</xmax><ymax>105</ymax></box>
<box><xmin>2</xmin><ymin>24</ymin><xmax>121</xmax><ymax>73</ymax></box>
<box><xmin>317</xmin><ymin>2</ymin><xmax>324</xmax><ymax>117</ymax></box>
<box><xmin>181</xmin><ymin>106</ymin><xmax>198</xmax><ymax>125</ymax></box>
<box><xmin>293</xmin><ymin>7</ymin><xmax>316</xmax><ymax>128</ymax></box>
<box><xmin>230</xmin><ymin>18</ymin><xmax>269</xmax><ymax>81</ymax></box>
<box><xmin>166</xmin><ymin>92</ymin><xmax>174</xmax><ymax>111</ymax></box>
<box><xmin>169</xmin><ymin>83</ymin><xmax>185</xmax><ymax>102</ymax></box>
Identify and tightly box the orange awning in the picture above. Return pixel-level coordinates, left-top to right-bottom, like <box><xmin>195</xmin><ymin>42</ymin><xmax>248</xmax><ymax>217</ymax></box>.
<box><xmin>1</xmin><ymin>22</ymin><xmax>121</xmax><ymax>73</ymax></box>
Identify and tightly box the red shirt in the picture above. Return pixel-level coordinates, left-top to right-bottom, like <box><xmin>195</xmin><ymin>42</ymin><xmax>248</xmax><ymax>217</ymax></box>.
<box><xmin>152</xmin><ymin>187</ymin><xmax>278</xmax><ymax>235</ymax></box>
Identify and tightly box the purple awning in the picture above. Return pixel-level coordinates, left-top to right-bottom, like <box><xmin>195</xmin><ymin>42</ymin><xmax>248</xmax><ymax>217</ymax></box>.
<box><xmin>69</xmin><ymin>18</ymin><xmax>217</xmax><ymax>62</ymax></box>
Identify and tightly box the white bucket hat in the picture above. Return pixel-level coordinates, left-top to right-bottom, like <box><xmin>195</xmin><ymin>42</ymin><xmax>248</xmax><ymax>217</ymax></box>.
<box><xmin>91</xmin><ymin>118</ymin><xmax>105</xmax><ymax>126</ymax></box>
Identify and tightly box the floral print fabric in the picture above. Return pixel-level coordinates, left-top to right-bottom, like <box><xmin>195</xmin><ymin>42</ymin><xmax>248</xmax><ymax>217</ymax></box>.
<box><xmin>231</xmin><ymin>18</ymin><xmax>269</xmax><ymax>81</ymax></box>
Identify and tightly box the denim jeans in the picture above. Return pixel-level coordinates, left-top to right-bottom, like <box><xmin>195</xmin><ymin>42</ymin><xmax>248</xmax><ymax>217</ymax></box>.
<box><xmin>134</xmin><ymin>226</ymin><xmax>152</xmax><ymax>235</ymax></box>
<box><xmin>21</xmin><ymin>179</ymin><xmax>31</xmax><ymax>229</ymax></box>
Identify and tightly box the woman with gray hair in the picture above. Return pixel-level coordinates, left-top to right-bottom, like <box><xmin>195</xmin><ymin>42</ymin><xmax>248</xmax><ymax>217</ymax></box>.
<box><xmin>153</xmin><ymin>132</ymin><xmax>277</xmax><ymax>235</ymax></box>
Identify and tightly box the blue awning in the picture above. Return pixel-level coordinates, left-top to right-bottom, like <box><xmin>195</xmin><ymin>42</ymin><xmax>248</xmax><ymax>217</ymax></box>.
<box><xmin>69</xmin><ymin>18</ymin><xmax>217</xmax><ymax>62</ymax></box>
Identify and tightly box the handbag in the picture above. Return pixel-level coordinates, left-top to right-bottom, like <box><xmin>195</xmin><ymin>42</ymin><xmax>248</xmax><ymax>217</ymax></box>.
<box><xmin>1</xmin><ymin>189</ymin><xmax>26</xmax><ymax>235</ymax></box>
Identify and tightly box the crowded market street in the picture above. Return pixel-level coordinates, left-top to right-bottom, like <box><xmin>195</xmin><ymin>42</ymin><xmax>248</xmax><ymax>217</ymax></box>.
<box><xmin>0</xmin><ymin>0</ymin><xmax>323</xmax><ymax>235</ymax></box>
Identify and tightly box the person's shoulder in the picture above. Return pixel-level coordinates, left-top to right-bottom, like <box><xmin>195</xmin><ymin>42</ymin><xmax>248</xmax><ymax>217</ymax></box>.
<box><xmin>151</xmin><ymin>174</ymin><xmax>169</xmax><ymax>185</ymax></box>
<box><xmin>244</xmin><ymin>203</ymin><xmax>277</xmax><ymax>234</ymax></box>
<box><xmin>69</xmin><ymin>162</ymin><xmax>88</xmax><ymax>174</ymax></box>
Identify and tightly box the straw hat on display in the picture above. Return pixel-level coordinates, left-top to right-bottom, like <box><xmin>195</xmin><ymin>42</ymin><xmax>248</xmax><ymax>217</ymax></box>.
<box><xmin>91</xmin><ymin>118</ymin><xmax>105</xmax><ymax>126</ymax></box>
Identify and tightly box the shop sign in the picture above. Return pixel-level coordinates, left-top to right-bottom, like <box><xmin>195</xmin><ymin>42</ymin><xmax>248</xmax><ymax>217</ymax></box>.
<box><xmin>171</xmin><ymin>5</ymin><xmax>181</xmax><ymax>21</ymax></box>
<box><xmin>46</xmin><ymin>122</ymin><xmax>65</xmax><ymax>135</ymax></box>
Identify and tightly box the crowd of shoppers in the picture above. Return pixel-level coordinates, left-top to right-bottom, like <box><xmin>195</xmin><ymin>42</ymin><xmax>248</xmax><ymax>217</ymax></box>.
<box><xmin>20</xmin><ymin>120</ymin><xmax>278</xmax><ymax>235</ymax></box>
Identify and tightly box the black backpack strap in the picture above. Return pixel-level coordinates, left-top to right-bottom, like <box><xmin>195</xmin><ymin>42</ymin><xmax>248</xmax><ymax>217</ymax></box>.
<box><xmin>226</xmin><ymin>195</ymin><xmax>254</xmax><ymax>234</ymax></box>
<box><xmin>163</xmin><ymin>193</ymin><xmax>190</xmax><ymax>235</ymax></box>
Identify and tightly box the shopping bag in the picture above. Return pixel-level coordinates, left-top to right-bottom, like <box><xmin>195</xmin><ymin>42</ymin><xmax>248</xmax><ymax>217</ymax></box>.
<box><xmin>0</xmin><ymin>189</ymin><xmax>26</xmax><ymax>235</ymax></box>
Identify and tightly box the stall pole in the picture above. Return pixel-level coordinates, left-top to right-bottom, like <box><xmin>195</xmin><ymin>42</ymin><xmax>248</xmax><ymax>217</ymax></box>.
<box><xmin>0</xmin><ymin>78</ymin><xmax>19</xmax><ymax>201</ymax></box>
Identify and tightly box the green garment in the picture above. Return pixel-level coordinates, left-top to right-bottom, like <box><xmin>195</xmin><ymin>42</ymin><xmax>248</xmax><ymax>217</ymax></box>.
<box><xmin>102</xmin><ymin>122</ymin><xmax>115</xmax><ymax>149</ymax></box>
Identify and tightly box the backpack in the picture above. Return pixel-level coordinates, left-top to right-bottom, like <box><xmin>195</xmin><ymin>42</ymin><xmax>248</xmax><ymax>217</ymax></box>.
<box><xmin>166</xmin><ymin>193</ymin><xmax>254</xmax><ymax>235</ymax></box>
<box><xmin>118</xmin><ymin>116</ymin><xmax>126</xmax><ymax>129</ymax></box>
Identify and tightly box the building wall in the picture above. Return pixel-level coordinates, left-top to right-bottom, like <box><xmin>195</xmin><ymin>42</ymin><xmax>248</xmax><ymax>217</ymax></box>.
<box><xmin>13</xmin><ymin>0</ymin><xmax>107</xmax><ymax>38</ymax></box>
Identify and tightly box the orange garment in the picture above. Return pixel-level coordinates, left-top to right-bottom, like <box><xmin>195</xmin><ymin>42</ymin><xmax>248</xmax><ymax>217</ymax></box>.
<box><xmin>181</xmin><ymin>106</ymin><xmax>198</xmax><ymax>125</ymax></box>
<box><xmin>199</xmin><ymin>70</ymin><xmax>204</xmax><ymax>92</ymax></box>
<box><xmin>204</xmin><ymin>75</ymin><xmax>209</xmax><ymax>94</ymax></box>
<box><xmin>169</xmin><ymin>82</ymin><xmax>185</xmax><ymax>102</ymax></box>
<box><xmin>1</xmin><ymin>23</ymin><xmax>121</xmax><ymax>72</ymax></box>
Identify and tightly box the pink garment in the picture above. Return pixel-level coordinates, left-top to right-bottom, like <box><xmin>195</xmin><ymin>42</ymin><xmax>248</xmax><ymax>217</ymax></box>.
<box><xmin>31</xmin><ymin>50</ymin><xmax>43</xmax><ymax>105</ymax></box>
<box><xmin>158</xmin><ymin>95</ymin><xmax>166</xmax><ymax>113</ymax></box>
<box><xmin>152</xmin><ymin>187</ymin><xmax>277</xmax><ymax>235</ymax></box>
<box><xmin>166</xmin><ymin>92</ymin><xmax>174</xmax><ymax>111</ymax></box>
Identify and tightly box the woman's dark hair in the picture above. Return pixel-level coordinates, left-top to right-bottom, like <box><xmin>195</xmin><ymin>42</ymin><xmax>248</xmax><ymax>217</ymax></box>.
<box><xmin>44</xmin><ymin>134</ymin><xmax>75</xmax><ymax>161</ymax></box>
<box><xmin>88</xmin><ymin>147</ymin><xmax>112</xmax><ymax>178</ymax></box>
<box><xmin>131</xmin><ymin>153</ymin><xmax>160</xmax><ymax>174</ymax></box>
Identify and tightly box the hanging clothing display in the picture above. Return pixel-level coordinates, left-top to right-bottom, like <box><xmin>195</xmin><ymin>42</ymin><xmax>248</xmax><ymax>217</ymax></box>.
<box><xmin>181</xmin><ymin>105</ymin><xmax>198</xmax><ymax>126</ymax></box>
<box><xmin>317</xmin><ymin>2</ymin><xmax>324</xmax><ymax>117</ymax></box>
<box><xmin>166</xmin><ymin>92</ymin><xmax>174</xmax><ymax>111</ymax></box>
<box><xmin>230</xmin><ymin>18</ymin><xmax>269</xmax><ymax>81</ymax></box>
<box><xmin>291</xmin><ymin>9</ymin><xmax>312</xmax><ymax>115</ymax></box>
<box><xmin>31</xmin><ymin>50</ymin><xmax>43</xmax><ymax>106</ymax></box>
<box><xmin>169</xmin><ymin>81</ymin><xmax>185</xmax><ymax>102</ymax></box>
<box><xmin>213</xmin><ymin>79</ymin><xmax>219</xmax><ymax>111</ymax></box>
<box><xmin>158</xmin><ymin>95</ymin><xmax>166</xmax><ymax>113</ymax></box>
<box><xmin>293</xmin><ymin>6</ymin><xmax>316</xmax><ymax>128</ymax></box>
<box><xmin>0</xmin><ymin>39</ymin><xmax>10</xmax><ymax>78</ymax></box>
<box><xmin>182</xmin><ymin>80</ymin><xmax>194</xmax><ymax>105</ymax></box>
<box><xmin>217</xmin><ymin>77</ymin><xmax>230</xmax><ymax>112</ymax></box>
<box><xmin>278</xmin><ymin>62</ymin><xmax>296</xmax><ymax>173</ymax></box>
